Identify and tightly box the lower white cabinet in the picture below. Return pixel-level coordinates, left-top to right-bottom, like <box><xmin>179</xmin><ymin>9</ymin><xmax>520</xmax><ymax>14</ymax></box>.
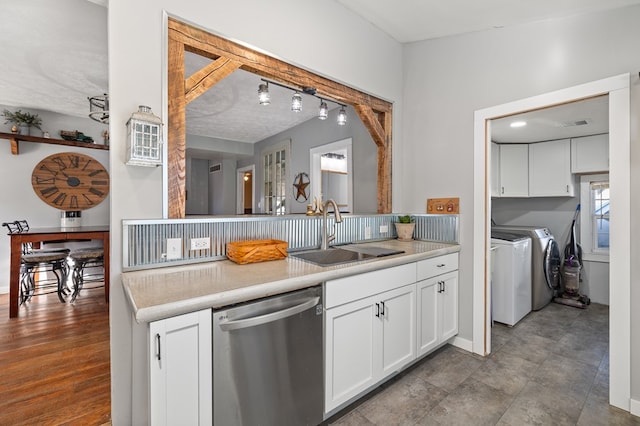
<box><xmin>416</xmin><ymin>271</ymin><xmax>459</xmax><ymax>356</ymax></box>
<box><xmin>324</xmin><ymin>284</ymin><xmax>416</xmax><ymax>413</ymax></box>
<box><xmin>149</xmin><ymin>309</ymin><xmax>212</xmax><ymax>426</ymax></box>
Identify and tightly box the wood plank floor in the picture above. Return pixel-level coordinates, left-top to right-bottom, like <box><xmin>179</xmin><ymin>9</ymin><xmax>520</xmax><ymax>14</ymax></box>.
<box><xmin>0</xmin><ymin>289</ymin><xmax>111</xmax><ymax>425</ymax></box>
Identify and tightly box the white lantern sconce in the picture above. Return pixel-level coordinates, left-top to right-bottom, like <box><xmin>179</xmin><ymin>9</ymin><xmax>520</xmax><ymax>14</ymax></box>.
<box><xmin>126</xmin><ymin>105</ymin><xmax>163</xmax><ymax>167</ymax></box>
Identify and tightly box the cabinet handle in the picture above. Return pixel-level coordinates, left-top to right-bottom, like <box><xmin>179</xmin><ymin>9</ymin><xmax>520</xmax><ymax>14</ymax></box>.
<box><xmin>441</xmin><ymin>281</ymin><xmax>446</xmax><ymax>293</ymax></box>
<box><xmin>155</xmin><ymin>333</ymin><xmax>161</xmax><ymax>361</ymax></box>
<box><xmin>375</xmin><ymin>303</ymin><xmax>380</xmax><ymax>318</ymax></box>
<box><xmin>566</xmin><ymin>184</ymin><xmax>569</xmax><ymax>193</ymax></box>
<box><xmin>437</xmin><ymin>263</ymin><xmax>446</xmax><ymax>268</ymax></box>
<box><xmin>501</xmin><ymin>186</ymin><xmax>504</xmax><ymax>194</ymax></box>
<box><xmin>380</xmin><ymin>301</ymin><xmax>385</xmax><ymax>317</ymax></box>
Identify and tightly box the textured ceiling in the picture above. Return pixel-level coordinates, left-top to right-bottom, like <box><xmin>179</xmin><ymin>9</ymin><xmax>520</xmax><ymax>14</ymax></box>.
<box><xmin>0</xmin><ymin>0</ymin><xmax>629</xmax><ymax>144</ymax></box>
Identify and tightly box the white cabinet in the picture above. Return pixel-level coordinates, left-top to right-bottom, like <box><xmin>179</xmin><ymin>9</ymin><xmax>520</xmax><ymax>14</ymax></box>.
<box><xmin>491</xmin><ymin>142</ymin><xmax>501</xmax><ymax>197</ymax></box>
<box><xmin>325</xmin><ymin>284</ymin><xmax>416</xmax><ymax>413</ymax></box>
<box><xmin>571</xmin><ymin>134</ymin><xmax>609</xmax><ymax>173</ymax></box>
<box><xmin>529</xmin><ymin>139</ymin><xmax>574</xmax><ymax>196</ymax></box>
<box><xmin>416</xmin><ymin>254</ymin><xmax>459</xmax><ymax>356</ymax></box>
<box><xmin>498</xmin><ymin>144</ymin><xmax>528</xmax><ymax>197</ymax></box>
<box><xmin>324</xmin><ymin>264</ymin><xmax>417</xmax><ymax>413</ymax></box>
<box><xmin>149</xmin><ymin>309</ymin><xmax>212</xmax><ymax>426</ymax></box>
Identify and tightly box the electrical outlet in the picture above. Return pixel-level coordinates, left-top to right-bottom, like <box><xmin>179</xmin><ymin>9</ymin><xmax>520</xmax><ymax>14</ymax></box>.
<box><xmin>364</xmin><ymin>226</ymin><xmax>372</xmax><ymax>239</ymax></box>
<box><xmin>166</xmin><ymin>238</ymin><xmax>182</xmax><ymax>260</ymax></box>
<box><xmin>380</xmin><ymin>225</ymin><xmax>389</xmax><ymax>233</ymax></box>
<box><xmin>190</xmin><ymin>237</ymin><xmax>211</xmax><ymax>251</ymax></box>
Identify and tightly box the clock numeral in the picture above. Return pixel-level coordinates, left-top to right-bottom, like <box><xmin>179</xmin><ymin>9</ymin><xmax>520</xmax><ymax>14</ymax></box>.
<box><xmin>40</xmin><ymin>187</ymin><xmax>59</xmax><ymax>198</ymax></box>
<box><xmin>69</xmin><ymin>195</ymin><xmax>79</xmax><ymax>209</ymax></box>
<box><xmin>52</xmin><ymin>192</ymin><xmax>67</xmax><ymax>206</ymax></box>
<box><xmin>91</xmin><ymin>180</ymin><xmax>108</xmax><ymax>186</ymax></box>
<box><xmin>88</xmin><ymin>169</ymin><xmax>106</xmax><ymax>177</ymax></box>
<box><xmin>51</xmin><ymin>157</ymin><xmax>67</xmax><ymax>170</ymax></box>
<box><xmin>82</xmin><ymin>194</ymin><xmax>95</xmax><ymax>206</ymax></box>
<box><xmin>89</xmin><ymin>187</ymin><xmax>104</xmax><ymax>197</ymax></box>
<box><xmin>67</xmin><ymin>154</ymin><xmax>80</xmax><ymax>168</ymax></box>
<box><xmin>40</xmin><ymin>164</ymin><xmax>58</xmax><ymax>176</ymax></box>
<box><xmin>35</xmin><ymin>176</ymin><xmax>55</xmax><ymax>185</ymax></box>
<box><xmin>82</xmin><ymin>159</ymin><xmax>93</xmax><ymax>171</ymax></box>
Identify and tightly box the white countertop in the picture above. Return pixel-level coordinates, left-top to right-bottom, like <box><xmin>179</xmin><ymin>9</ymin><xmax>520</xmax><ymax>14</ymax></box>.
<box><xmin>121</xmin><ymin>239</ymin><xmax>460</xmax><ymax>323</ymax></box>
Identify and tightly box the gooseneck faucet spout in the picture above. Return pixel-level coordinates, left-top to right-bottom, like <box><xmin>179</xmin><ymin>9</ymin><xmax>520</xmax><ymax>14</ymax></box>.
<box><xmin>321</xmin><ymin>199</ymin><xmax>343</xmax><ymax>250</ymax></box>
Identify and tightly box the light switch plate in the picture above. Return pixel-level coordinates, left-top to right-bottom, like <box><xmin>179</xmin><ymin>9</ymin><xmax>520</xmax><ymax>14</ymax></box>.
<box><xmin>380</xmin><ymin>225</ymin><xmax>389</xmax><ymax>233</ymax></box>
<box><xmin>190</xmin><ymin>237</ymin><xmax>211</xmax><ymax>251</ymax></box>
<box><xmin>364</xmin><ymin>226</ymin><xmax>372</xmax><ymax>239</ymax></box>
<box><xmin>166</xmin><ymin>238</ymin><xmax>182</xmax><ymax>260</ymax></box>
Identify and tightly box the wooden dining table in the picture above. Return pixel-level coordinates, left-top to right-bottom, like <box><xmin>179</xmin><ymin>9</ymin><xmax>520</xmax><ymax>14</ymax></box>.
<box><xmin>8</xmin><ymin>225</ymin><xmax>109</xmax><ymax>318</ymax></box>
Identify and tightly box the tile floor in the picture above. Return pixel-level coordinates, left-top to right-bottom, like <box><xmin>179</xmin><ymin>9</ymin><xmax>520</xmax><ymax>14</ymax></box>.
<box><xmin>328</xmin><ymin>302</ymin><xmax>640</xmax><ymax>425</ymax></box>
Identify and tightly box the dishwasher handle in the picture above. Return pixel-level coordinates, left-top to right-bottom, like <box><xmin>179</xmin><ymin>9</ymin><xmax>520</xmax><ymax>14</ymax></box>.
<box><xmin>218</xmin><ymin>296</ymin><xmax>320</xmax><ymax>331</ymax></box>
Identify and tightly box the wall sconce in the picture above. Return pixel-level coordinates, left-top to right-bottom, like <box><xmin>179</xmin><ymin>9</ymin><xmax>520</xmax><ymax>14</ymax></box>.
<box><xmin>337</xmin><ymin>106</ymin><xmax>347</xmax><ymax>126</ymax></box>
<box><xmin>126</xmin><ymin>105</ymin><xmax>163</xmax><ymax>167</ymax></box>
<box><xmin>258</xmin><ymin>82</ymin><xmax>270</xmax><ymax>105</ymax></box>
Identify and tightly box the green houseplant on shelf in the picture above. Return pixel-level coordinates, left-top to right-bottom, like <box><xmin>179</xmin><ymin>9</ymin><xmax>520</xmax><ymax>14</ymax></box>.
<box><xmin>395</xmin><ymin>215</ymin><xmax>416</xmax><ymax>241</ymax></box>
<box><xmin>2</xmin><ymin>109</ymin><xmax>43</xmax><ymax>136</ymax></box>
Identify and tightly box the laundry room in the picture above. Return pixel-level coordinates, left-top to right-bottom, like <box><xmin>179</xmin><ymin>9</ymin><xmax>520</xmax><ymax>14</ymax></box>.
<box><xmin>490</xmin><ymin>94</ymin><xmax>610</xmax><ymax>326</ymax></box>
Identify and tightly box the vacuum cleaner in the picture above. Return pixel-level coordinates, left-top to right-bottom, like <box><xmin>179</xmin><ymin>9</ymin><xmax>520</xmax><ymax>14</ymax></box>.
<box><xmin>554</xmin><ymin>204</ymin><xmax>590</xmax><ymax>308</ymax></box>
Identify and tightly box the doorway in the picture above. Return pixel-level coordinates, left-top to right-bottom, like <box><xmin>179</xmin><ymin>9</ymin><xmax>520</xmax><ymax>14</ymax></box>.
<box><xmin>473</xmin><ymin>74</ymin><xmax>631</xmax><ymax>410</ymax></box>
<box><xmin>237</xmin><ymin>165</ymin><xmax>255</xmax><ymax>214</ymax></box>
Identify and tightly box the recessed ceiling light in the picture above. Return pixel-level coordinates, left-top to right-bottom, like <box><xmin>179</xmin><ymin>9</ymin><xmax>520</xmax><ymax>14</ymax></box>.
<box><xmin>510</xmin><ymin>121</ymin><xmax>527</xmax><ymax>128</ymax></box>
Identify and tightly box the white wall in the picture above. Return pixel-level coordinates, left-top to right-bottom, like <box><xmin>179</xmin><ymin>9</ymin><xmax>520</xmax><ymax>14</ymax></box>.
<box><xmin>0</xmin><ymin>106</ymin><xmax>109</xmax><ymax>293</ymax></box>
<box><xmin>108</xmin><ymin>0</ymin><xmax>403</xmax><ymax>423</ymax></box>
<box><xmin>402</xmin><ymin>5</ymin><xmax>640</xmax><ymax>413</ymax></box>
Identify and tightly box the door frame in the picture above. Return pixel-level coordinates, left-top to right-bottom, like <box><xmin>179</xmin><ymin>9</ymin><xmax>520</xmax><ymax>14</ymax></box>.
<box><xmin>472</xmin><ymin>74</ymin><xmax>630</xmax><ymax>410</ymax></box>
<box><xmin>236</xmin><ymin>164</ymin><xmax>255</xmax><ymax>214</ymax></box>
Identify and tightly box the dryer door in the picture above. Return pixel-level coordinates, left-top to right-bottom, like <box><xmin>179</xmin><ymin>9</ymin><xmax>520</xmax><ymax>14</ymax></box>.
<box><xmin>544</xmin><ymin>239</ymin><xmax>561</xmax><ymax>290</ymax></box>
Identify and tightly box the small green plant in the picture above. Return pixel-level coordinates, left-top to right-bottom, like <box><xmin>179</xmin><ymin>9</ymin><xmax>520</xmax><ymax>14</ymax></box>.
<box><xmin>398</xmin><ymin>215</ymin><xmax>415</xmax><ymax>223</ymax></box>
<box><xmin>2</xmin><ymin>109</ymin><xmax>42</xmax><ymax>129</ymax></box>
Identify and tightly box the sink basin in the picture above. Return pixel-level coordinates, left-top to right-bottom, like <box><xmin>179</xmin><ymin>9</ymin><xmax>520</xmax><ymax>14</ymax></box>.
<box><xmin>290</xmin><ymin>248</ymin><xmax>376</xmax><ymax>266</ymax></box>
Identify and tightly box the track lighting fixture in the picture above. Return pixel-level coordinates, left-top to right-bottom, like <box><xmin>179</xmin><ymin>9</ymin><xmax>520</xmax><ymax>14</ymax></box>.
<box><xmin>337</xmin><ymin>106</ymin><xmax>347</xmax><ymax>126</ymax></box>
<box><xmin>318</xmin><ymin>99</ymin><xmax>329</xmax><ymax>120</ymax></box>
<box><xmin>291</xmin><ymin>91</ymin><xmax>302</xmax><ymax>112</ymax></box>
<box><xmin>258</xmin><ymin>78</ymin><xmax>347</xmax><ymax>125</ymax></box>
<box><xmin>258</xmin><ymin>82</ymin><xmax>270</xmax><ymax>105</ymax></box>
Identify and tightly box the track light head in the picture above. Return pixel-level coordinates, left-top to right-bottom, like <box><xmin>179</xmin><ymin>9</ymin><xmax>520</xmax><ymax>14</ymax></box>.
<box><xmin>291</xmin><ymin>92</ymin><xmax>303</xmax><ymax>112</ymax></box>
<box><xmin>318</xmin><ymin>100</ymin><xmax>328</xmax><ymax>120</ymax></box>
<box><xmin>258</xmin><ymin>83</ymin><xmax>270</xmax><ymax>105</ymax></box>
<box><xmin>337</xmin><ymin>106</ymin><xmax>347</xmax><ymax>125</ymax></box>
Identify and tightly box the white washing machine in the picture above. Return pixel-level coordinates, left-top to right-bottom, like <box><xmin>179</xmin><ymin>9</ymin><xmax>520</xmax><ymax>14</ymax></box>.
<box><xmin>491</xmin><ymin>231</ymin><xmax>532</xmax><ymax>326</ymax></box>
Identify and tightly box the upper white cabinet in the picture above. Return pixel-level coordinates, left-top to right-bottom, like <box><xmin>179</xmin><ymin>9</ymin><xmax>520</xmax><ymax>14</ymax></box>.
<box><xmin>571</xmin><ymin>134</ymin><xmax>609</xmax><ymax>173</ymax></box>
<box><xmin>529</xmin><ymin>139</ymin><xmax>574</xmax><ymax>197</ymax></box>
<box><xmin>149</xmin><ymin>309</ymin><xmax>212</xmax><ymax>426</ymax></box>
<box><xmin>498</xmin><ymin>144</ymin><xmax>529</xmax><ymax>197</ymax></box>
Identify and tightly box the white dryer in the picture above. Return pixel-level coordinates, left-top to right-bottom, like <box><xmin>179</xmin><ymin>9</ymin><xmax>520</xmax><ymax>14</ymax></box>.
<box><xmin>491</xmin><ymin>231</ymin><xmax>532</xmax><ymax>326</ymax></box>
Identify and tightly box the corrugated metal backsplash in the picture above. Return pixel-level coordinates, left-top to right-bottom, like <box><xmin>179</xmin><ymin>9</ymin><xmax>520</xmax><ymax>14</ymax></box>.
<box><xmin>122</xmin><ymin>214</ymin><xmax>458</xmax><ymax>270</ymax></box>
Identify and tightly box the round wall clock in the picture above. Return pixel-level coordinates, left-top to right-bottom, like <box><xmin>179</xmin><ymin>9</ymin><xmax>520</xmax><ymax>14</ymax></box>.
<box><xmin>31</xmin><ymin>152</ymin><xmax>110</xmax><ymax>210</ymax></box>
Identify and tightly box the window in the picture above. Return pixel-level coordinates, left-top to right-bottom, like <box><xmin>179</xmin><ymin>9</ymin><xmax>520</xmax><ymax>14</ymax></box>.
<box><xmin>580</xmin><ymin>174</ymin><xmax>609</xmax><ymax>262</ymax></box>
<box><xmin>262</xmin><ymin>140</ymin><xmax>290</xmax><ymax>215</ymax></box>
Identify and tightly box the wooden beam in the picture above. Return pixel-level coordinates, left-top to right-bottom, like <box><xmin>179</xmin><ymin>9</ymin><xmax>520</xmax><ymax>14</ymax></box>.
<box><xmin>354</xmin><ymin>105</ymin><xmax>385</xmax><ymax>148</ymax></box>
<box><xmin>167</xmin><ymin>34</ymin><xmax>187</xmax><ymax>219</ymax></box>
<box><xmin>185</xmin><ymin>57</ymin><xmax>242</xmax><ymax>105</ymax></box>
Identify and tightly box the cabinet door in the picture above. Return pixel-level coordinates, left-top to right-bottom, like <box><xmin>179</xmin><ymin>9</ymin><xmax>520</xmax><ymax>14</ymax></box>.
<box><xmin>529</xmin><ymin>139</ymin><xmax>574</xmax><ymax>196</ymax></box>
<box><xmin>416</xmin><ymin>278</ymin><xmax>439</xmax><ymax>356</ymax></box>
<box><xmin>149</xmin><ymin>309</ymin><xmax>212</xmax><ymax>426</ymax></box>
<box><xmin>499</xmin><ymin>144</ymin><xmax>529</xmax><ymax>197</ymax></box>
<box><xmin>439</xmin><ymin>271</ymin><xmax>459</xmax><ymax>342</ymax></box>
<box><xmin>380</xmin><ymin>285</ymin><xmax>416</xmax><ymax>378</ymax></box>
<box><xmin>571</xmin><ymin>134</ymin><xmax>609</xmax><ymax>173</ymax></box>
<box><xmin>325</xmin><ymin>296</ymin><xmax>378</xmax><ymax>413</ymax></box>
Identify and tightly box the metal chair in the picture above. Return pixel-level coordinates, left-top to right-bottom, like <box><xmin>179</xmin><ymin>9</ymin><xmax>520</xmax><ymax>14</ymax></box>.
<box><xmin>2</xmin><ymin>221</ymin><xmax>70</xmax><ymax>304</ymax></box>
<box><xmin>69</xmin><ymin>247</ymin><xmax>104</xmax><ymax>302</ymax></box>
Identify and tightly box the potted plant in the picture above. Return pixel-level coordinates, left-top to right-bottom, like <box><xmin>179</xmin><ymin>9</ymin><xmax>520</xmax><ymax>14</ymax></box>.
<box><xmin>2</xmin><ymin>109</ymin><xmax>43</xmax><ymax>136</ymax></box>
<box><xmin>395</xmin><ymin>215</ymin><xmax>416</xmax><ymax>241</ymax></box>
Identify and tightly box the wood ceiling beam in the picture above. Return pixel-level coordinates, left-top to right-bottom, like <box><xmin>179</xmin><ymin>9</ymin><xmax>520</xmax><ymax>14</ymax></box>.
<box><xmin>185</xmin><ymin>57</ymin><xmax>242</xmax><ymax>105</ymax></box>
<box><xmin>167</xmin><ymin>32</ymin><xmax>187</xmax><ymax>219</ymax></box>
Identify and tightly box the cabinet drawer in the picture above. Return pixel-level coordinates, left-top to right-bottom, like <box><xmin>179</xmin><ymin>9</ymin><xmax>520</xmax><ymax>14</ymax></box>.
<box><xmin>417</xmin><ymin>253</ymin><xmax>458</xmax><ymax>281</ymax></box>
<box><xmin>325</xmin><ymin>263</ymin><xmax>416</xmax><ymax>309</ymax></box>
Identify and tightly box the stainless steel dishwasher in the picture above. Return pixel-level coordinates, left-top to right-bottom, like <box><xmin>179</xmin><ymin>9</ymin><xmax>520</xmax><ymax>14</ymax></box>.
<box><xmin>213</xmin><ymin>285</ymin><xmax>324</xmax><ymax>426</ymax></box>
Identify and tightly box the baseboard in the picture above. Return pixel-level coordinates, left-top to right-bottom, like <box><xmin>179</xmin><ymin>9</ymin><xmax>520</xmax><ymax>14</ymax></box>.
<box><xmin>450</xmin><ymin>335</ymin><xmax>473</xmax><ymax>352</ymax></box>
<box><xmin>631</xmin><ymin>398</ymin><xmax>640</xmax><ymax>417</ymax></box>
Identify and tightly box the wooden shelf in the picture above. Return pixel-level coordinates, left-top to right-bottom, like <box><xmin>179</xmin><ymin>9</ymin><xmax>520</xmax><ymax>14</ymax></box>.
<box><xmin>0</xmin><ymin>132</ymin><xmax>109</xmax><ymax>155</ymax></box>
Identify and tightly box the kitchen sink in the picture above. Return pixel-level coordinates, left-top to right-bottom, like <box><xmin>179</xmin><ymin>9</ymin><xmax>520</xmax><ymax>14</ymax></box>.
<box><xmin>290</xmin><ymin>246</ymin><xmax>405</xmax><ymax>267</ymax></box>
<box><xmin>290</xmin><ymin>248</ymin><xmax>376</xmax><ymax>266</ymax></box>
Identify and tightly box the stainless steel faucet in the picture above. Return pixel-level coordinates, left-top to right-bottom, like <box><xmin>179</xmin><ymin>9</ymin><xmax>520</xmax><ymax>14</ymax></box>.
<box><xmin>321</xmin><ymin>199</ymin><xmax>343</xmax><ymax>250</ymax></box>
